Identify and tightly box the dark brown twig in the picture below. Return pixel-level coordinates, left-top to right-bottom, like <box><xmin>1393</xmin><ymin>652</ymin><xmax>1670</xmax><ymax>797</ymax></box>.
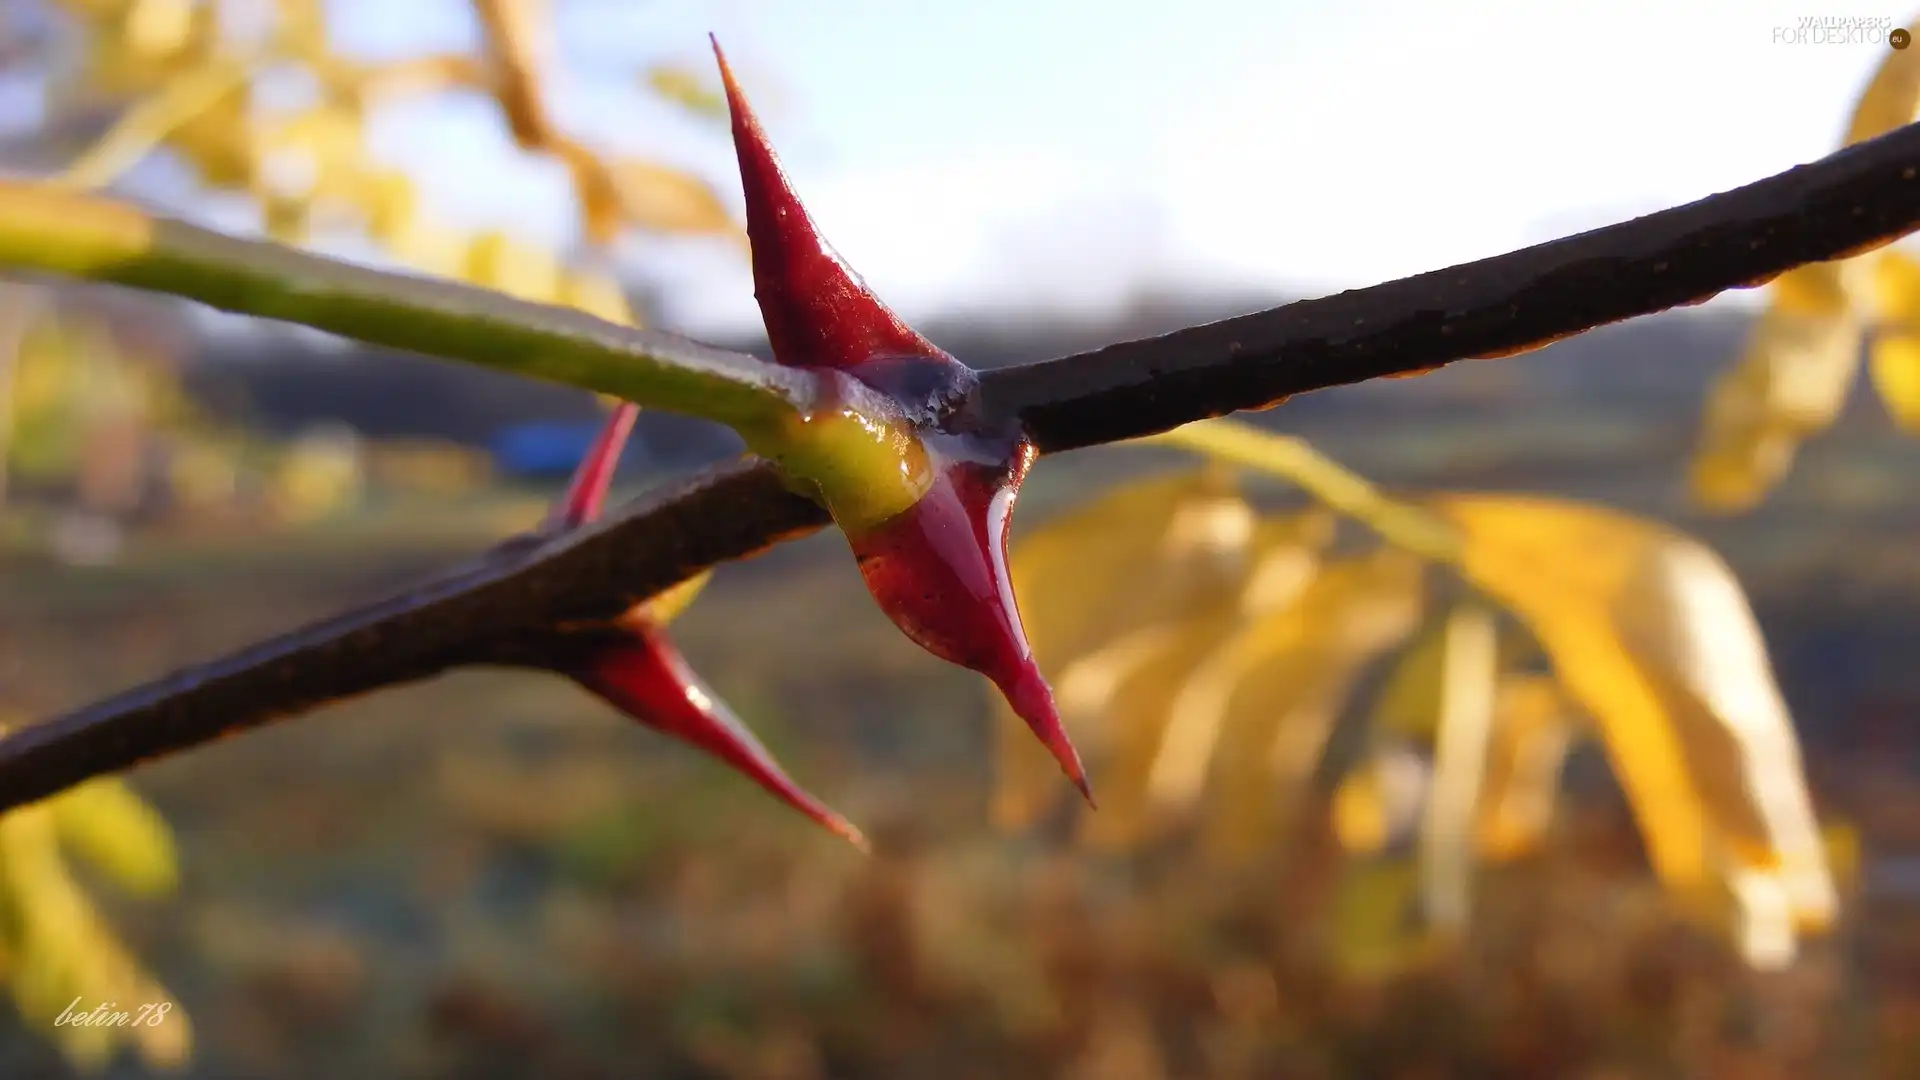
<box><xmin>5</xmin><ymin>121</ymin><xmax>1920</xmax><ymax>810</ymax></box>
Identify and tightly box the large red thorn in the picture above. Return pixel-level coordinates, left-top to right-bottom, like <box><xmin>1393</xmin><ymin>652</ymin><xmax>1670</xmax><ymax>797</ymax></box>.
<box><xmin>710</xmin><ymin>35</ymin><xmax>945</xmax><ymax>371</ymax></box>
<box><xmin>711</xmin><ymin>38</ymin><xmax>1093</xmax><ymax>807</ymax></box>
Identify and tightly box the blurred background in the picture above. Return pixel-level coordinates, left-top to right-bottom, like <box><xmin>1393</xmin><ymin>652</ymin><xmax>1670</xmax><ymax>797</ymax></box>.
<box><xmin>4</xmin><ymin>1</ymin><xmax>1920</xmax><ymax>1077</ymax></box>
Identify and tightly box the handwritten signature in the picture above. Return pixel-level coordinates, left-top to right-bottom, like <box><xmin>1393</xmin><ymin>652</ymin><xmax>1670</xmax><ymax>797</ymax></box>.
<box><xmin>53</xmin><ymin>998</ymin><xmax>174</xmax><ymax>1028</ymax></box>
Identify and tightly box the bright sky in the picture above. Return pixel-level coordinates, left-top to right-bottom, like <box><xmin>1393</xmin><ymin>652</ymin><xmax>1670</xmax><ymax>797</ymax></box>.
<box><xmin>318</xmin><ymin>0</ymin><xmax>1916</xmax><ymax>336</ymax></box>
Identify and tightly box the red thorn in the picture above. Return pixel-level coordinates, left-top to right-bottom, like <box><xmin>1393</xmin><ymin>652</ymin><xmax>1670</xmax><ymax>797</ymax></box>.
<box><xmin>848</xmin><ymin>457</ymin><xmax>1093</xmax><ymax>805</ymax></box>
<box><xmin>549</xmin><ymin>401</ymin><xmax>638</xmax><ymax>529</ymax></box>
<box><xmin>1003</xmin><ymin>660</ymin><xmax>1096</xmax><ymax>808</ymax></box>
<box><xmin>709</xmin><ymin>38</ymin><xmax>1087</xmax><ymax>811</ymax></box>
<box><xmin>710</xmin><ymin>36</ymin><xmax>945</xmax><ymax>371</ymax></box>
<box><xmin>571</xmin><ymin>618</ymin><xmax>866</xmax><ymax>850</ymax></box>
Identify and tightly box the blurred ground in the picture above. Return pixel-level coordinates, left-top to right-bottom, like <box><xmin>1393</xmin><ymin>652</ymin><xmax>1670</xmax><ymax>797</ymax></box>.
<box><xmin>6</xmin><ymin>319</ymin><xmax>1920</xmax><ymax>1079</ymax></box>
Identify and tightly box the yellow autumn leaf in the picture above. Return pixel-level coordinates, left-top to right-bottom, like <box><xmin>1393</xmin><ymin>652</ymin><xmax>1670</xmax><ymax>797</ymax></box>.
<box><xmin>1869</xmin><ymin>333</ymin><xmax>1920</xmax><ymax>432</ymax></box>
<box><xmin>1866</xmin><ymin>251</ymin><xmax>1920</xmax><ymax>430</ymax></box>
<box><xmin>1687</xmin><ymin>24</ymin><xmax>1920</xmax><ymax>510</ymax></box>
<box><xmin>166</xmin><ymin>80</ymin><xmax>255</xmax><ymax>188</ymax></box>
<box><xmin>260</xmin><ymin>106</ymin><xmax>367</xmax><ymax>203</ymax></box>
<box><xmin>1687</xmin><ymin>426</ymin><xmax>1799</xmax><ymax>516</ymax></box>
<box><xmin>1475</xmin><ymin>674</ymin><xmax>1579</xmax><ymax>862</ymax></box>
<box><xmin>611</xmin><ymin>159</ymin><xmax>737</xmax><ymax>237</ymax></box>
<box><xmin>1609</xmin><ymin>533</ymin><xmax>1836</xmax><ymax>933</ymax></box>
<box><xmin>646</xmin><ymin>62</ymin><xmax>730</xmax><ymax>123</ymax></box>
<box><xmin>1868</xmin><ymin>248</ymin><xmax>1920</xmax><ymax>323</ymax></box>
<box><xmin>123</xmin><ymin>0</ymin><xmax>196</xmax><ymax>61</ymax></box>
<box><xmin>1155</xmin><ymin>548</ymin><xmax>1425</xmax><ymax>861</ymax></box>
<box><xmin>357</xmin><ymin>170</ymin><xmax>418</xmax><ymax>246</ymax></box>
<box><xmin>1414</xmin><ymin>602</ymin><xmax>1499</xmax><ymax>933</ymax></box>
<box><xmin>560</xmin><ymin>271</ymin><xmax>636</xmax><ymax>327</ymax></box>
<box><xmin>386</xmin><ymin>220</ymin><xmax>472</xmax><ymax>280</ymax></box>
<box><xmin>1064</xmin><ymin>612</ymin><xmax>1246</xmax><ymax>850</ymax></box>
<box><xmin>1841</xmin><ymin>15</ymin><xmax>1920</xmax><ymax>146</ymax></box>
<box><xmin>1689</xmin><ymin>300</ymin><xmax>1865</xmax><ymax>512</ymax></box>
<box><xmin>463</xmin><ymin>230</ymin><xmax>564</xmax><ymax>303</ymax></box>
<box><xmin>1364</xmin><ymin>608</ymin><xmax>1455</xmax><ymax>741</ymax></box>
<box><xmin>992</xmin><ymin>467</ymin><xmax>1261</xmax><ymax>831</ymax></box>
<box><xmin>49</xmin><ymin>778</ymin><xmax>180</xmax><ymax>898</ymax></box>
<box><xmin>472</xmin><ymin>0</ymin><xmax>558</xmax><ymax>149</ymax></box>
<box><xmin>0</xmin><ymin>798</ymin><xmax>187</xmax><ymax>1072</ymax></box>
<box><xmin>1432</xmin><ymin>494</ymin><xmax>1835</xmax><ymax>950</ymax></box>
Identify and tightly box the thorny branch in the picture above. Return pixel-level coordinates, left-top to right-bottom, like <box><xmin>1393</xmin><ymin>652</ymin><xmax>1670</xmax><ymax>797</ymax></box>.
<box><xmin>3</xmin><ymin>121</ymin><xmax>1920</xmax><ymax>811</ymax></box>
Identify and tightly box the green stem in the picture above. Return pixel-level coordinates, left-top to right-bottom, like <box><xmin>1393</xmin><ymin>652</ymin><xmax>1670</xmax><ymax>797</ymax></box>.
<box><xmin>1140</xmin><ymin>419</ymin><xmax>1464</xmax><ymax>565</ymax></box>
<box><xmin>0</xmin><ymin>180</ymin><xmax>810</xmax><ymax>431</ymax></box>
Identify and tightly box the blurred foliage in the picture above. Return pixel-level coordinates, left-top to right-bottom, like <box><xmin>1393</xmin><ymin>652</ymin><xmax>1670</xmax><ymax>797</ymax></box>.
<box><xmin>0</xmin><ymin>715</ymin><xmax>187</xmax><ymax>1073</ymax></box>
<box><xmin>995</xmin><ymin>419</ymin><xmax>1847</xmax><ymax>977</ymax></box>
<box><xmin>0</xmin><ymin>0</ymin><xmax>751</xmax><ymax>1069</ymax></box>
<box><xmin>2</xmin><ymin>0</ymin><xmax>752</xmax><ymax>525</ymax></box>
<box><xmin>1690</xmin><ymin>17</ymin><xmax>1920</xmax><ymax>512</ymax></box>
<box><xmin>0</xmin><ymin>2</ymin><xmax>1913</xmax><ymax>1075</ymax></box>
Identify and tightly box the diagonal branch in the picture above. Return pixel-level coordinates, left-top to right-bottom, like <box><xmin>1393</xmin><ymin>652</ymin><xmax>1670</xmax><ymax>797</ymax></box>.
<box><xmin>0</xmin><ymin>181</ymin><xmax>815</xmax><ymax>429</ymax></box>
<box><xmin>3</xmin><ymin>122</ymin><xmax>1920</xmax><ymax>811</ymax></box>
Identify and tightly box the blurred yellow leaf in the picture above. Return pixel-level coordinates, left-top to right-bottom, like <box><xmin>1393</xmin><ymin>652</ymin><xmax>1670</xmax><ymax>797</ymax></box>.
<box><xmin>167</xmin><ymin>80</ymin><xmax>255</xmax><ymax>189</ymax></box>
<box><xmin>123</xmin><ymin>0</ymin><xmax>195</xmax><ymax>60</ymax></box>
<box><xmin>1415</xmin><ymin>603</ymin><xmax>1499</xmax><ymax>933</ymax></box>
<box><xmin>260</xmin><ymin>106</ymin><xmax>366</xmax><ymax>202</ymax></box>
<box><xmin>1689</xmin><ymin>302</ymin><xmax>1864</xmax><ymax>512</ymax></box>
<box><xmin>386</xmin><ymin>220</ymin><xmax>472</xmax><ymax>280</ymax></box>
<box><xmin>50</xmin><ymin>779</ymin><xmax>180</xmax><ymax>898</ymax></box>
<box><xmin>561</xmin><ymin>271</ymin><xmax>636</xmax><ymax>327</ymax></box>
<box><xmin>1157</xmin><ymin>548</ymin><xmax>1425</xmax><ymax>861</ymax></box>
<box><xmin>1365</xmin><ymin>609</ymin><xmax>1455</xmax><ymax>741</ymax></box>
<box><xmin>357</xmin><ymin>171</ymin><xmax>418</xmax><ymax>246</ymax></box>
<box><xmin>1432</xmin><ymin>495</ymin><xmax>1835</xmax><ymax>953</ymax></box>
<box><xmin>1841</xmin><ymin>16</ymin><xmax>1920</xmax><ymax>146</ymax></box>
<box><xmin>1475</xmin><ymin>674</ymin><xmax>1578</xmax><ymax>862</ymax></box>
<box><xmin>1867</xmin><ymin>251</ymin><xmax>1920</xmax><ymax>430</ymax></box>
<box><xmin>1869</xmin><ymin>332</ymin><xmax>1920</xmax><ymax>431</ymax></box>
<box><xmin>992</xmin><ymin>467</ymin><xmax>1261</xmax><ymax>831</ymax></box>
<box><xmin>1065</xmin><ymin>612</ymin><xmax>1244</xmax><ymax>850</ymax></box>
<box><xmin>1868</xmin><ymin>248</ymin><xmax>1920</xmax><ymax>323</ymax></box>
<box><xmin>611</xmin><ymin>158</ymin><xmax>737</xmax><ymax>237</ymax></box>
<box><xmin>1609</xmin><ymin>533</ymin><xmax>1836</xmax><ymax>933</ymax></box>
<box><xmin>261</xmin><ymin>193</ymin><xmax>310</xmax><ymax>245</ymax></box>
<box><xmin>1687</xmin><ymin>23</ymin><xmax>1920</xmax><ymax>510</ymax></box>
<box><xmin>646</xmin><ymin>62</ymin><xmax>730</xmax><ymax>122</ymax></box>
<box><xmin>472</xmin><ymin>0</ymin><xmax>557</xmax><ymax>148</ymax></box>
<box><xmin>0</xmin><ymin>791</ymin><xmax>188</xmax><ymax>1072</ymax></box>
<box><xmin>463</xmin><ymin>230</ymin><xmax>564</xmax><ymax>303</ymax></box>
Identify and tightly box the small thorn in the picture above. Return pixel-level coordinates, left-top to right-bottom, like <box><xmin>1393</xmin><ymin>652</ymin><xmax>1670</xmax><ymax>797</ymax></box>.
<box><xmin>833</xmin><ymin>818</ymin><xmax>874</xmax><ymax>855</ymax></box>
<box><xmin>549</xmin><ymin>401</ymin><xmax>638</xmax><ymax>529</ymax></box>
<box><xmin>1072</xmin><ymin>769</ymin><xmax>1098</xmax><ymax>811</ymax></box>
<box><xmin>570</xmin><ymin>621</ymin><xmax>864</xmax><ymax>850</ymax></box>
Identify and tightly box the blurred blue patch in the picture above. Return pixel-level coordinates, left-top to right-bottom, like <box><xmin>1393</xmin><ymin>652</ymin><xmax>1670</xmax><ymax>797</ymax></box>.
<box><xmin>487</xmin><ymin>421</ymin><xmax>612</xmax><ymax>479</ymax></box>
